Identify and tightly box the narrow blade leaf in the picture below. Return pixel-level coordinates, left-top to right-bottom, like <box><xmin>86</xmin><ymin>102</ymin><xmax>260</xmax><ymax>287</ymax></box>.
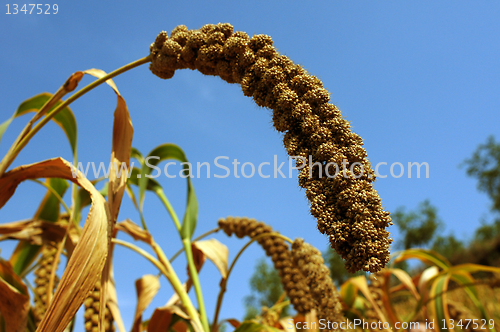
<box><xmin>138</xmin><ymin>144</ymin><xmax>198</xmax><ymax>239</ymax></box>
<box><xmin>393</xmin><ymin>248</ymin><xmax>451</xmax><ymax>270</ymax></box>
<box><xmin>12</xmin><ymin>93</ymin><xmax>78</xmax><ymax>155</ymax></box>
<box><xmin>83</xmin><ymin>69</ymin><xmax>133</xmax><ymax>222</ymax></box>
<box><xmin>0</xmin><ymin>157</ymin><xmax>111</xmax><ymax>332</ymax></box>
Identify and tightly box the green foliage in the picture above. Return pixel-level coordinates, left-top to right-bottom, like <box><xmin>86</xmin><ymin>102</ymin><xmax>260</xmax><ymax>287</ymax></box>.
<box><xmin>462</xmin><ymin>135</ymin><xmax>500</xmax><ymax>214</ymax></box>
<box><xmin>474</xmin><ymin>219</ymin><xmax>500</xmax><ymax>242</ymax></box>
<box><xmin>459</xmin><ymin>135</ymin><xmax>500</xmax><ymax>266</ymax></box>
<box><xmin>392</xmin><ymin>200</ymin><xmax>442</xmax><ymax>250</ymax></box>
<box><xmin>0</xmin><ymin>93</ymin><xmax>77</xmax><ymax>154</ymax></box>
<box><xmin>244</xmin><ymin>258</ymin><xmax>289</xmax><ymax>320</ymax></box>
<box><xmin>324</xmin><ymin>248</ymin><xmax>364</xmax><ymax>286</ymax></box>
<box><xmin>431</xmin><ymin>235</ymin><xmax>465</xmax><ymax>263</ymax></box>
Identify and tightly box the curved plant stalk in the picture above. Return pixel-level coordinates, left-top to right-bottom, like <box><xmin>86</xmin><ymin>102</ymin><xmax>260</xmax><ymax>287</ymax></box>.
<box><xmin>151</xmin><ymin>240</ymin><xmax>206</xmax><ymax>332</ymax></box>
<box><xmin>212</xmin><ymin>232</ymin><xmax>292</xmax><ymax>332</ymax></box>
<box><xmin>149</xmin><ymin>24</ymin><xmax>393</xmax><ymax>274</ymax></box>
<box><xmin>0</xmin><ymin>75</ymin><xmax>80</xmax><ymax>177</ymax></box>
<box><xmin>112</xmin><ymin>238</ymin><xmax>203</xmax><ymax>332</ymax></box>
<box><xmin>0</xmin><ymin>55</ymin><xmax>152</xmax><ymax>178</ymax></box>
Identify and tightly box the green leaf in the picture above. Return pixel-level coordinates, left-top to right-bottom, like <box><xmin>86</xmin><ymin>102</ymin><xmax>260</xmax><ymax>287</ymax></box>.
<box><xmin>9</xmin><ymin>178</ymin><xmax>69</xmax><ymax>276</ymax></box>
<box><xmin>138</xmin><ymin>144</ymin><xmax>198</xmax><ymax>240</ymax></box>
<box><xmin>34</xmin><ymin>178</ymin><xmax>69</xmax><ymax>221</ymax></box>
<box><xmin>0</xmin><ymin>118</ymin><xmax>14</xmax><ymax>146</ymax></box>
<box><xmin>429</xmin><ymin>275</ymin><xmax>450</xmax><ymax>331</ymax></box>
<box><xmin>7</xmin><ymin>93</ymin><xmax>78</xmax><ymax>155</ymax></box>
<box><xmin>393</xmin><ymin>248</ymin><xmax>451</xmax><ymax>270</ymax></box>
<box><xmin>180</xmin><ymin>175</ymin><xmax>197</xmax><ymax>240</ymax></box>
<box><xmin>130</xmin><ymin>147</ymin><xmax>144</xmax><ymax>165</ymax></box>
<box><xmin>340</xmin><ymin>280</ymin><xmax>358</xmax><ymax>308</ymax></box>
<box><xmin>74</xmin><ymin>187</ymin><xmax>91</xmax><ymax>224</ymax></box>
<box><xmin>127</xmin><ymin>167</ymin><xmax>162</xmax><ymax>192</ymax></box>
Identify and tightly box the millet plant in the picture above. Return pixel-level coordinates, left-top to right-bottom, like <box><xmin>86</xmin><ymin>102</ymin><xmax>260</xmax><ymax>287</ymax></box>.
<box><xmin>0</xmin><ymin>23</ymin><xmax>499</xmax><ymax>332</ymax></box>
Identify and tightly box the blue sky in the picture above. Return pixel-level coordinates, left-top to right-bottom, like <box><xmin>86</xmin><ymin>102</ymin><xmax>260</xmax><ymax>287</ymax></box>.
<box><xmin>1</xmin><ymin>1</ymin><xmax>499</xmax><ymax>330</ymax></box>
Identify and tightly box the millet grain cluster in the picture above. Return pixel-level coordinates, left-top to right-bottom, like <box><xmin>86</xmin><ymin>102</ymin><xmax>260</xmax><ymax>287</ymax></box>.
<box><xmin>83</xmin><ymin>280</ymin><xmax>115</xmax><ymax>332</ymax></box>
<box><xmin>33</xmin><ymin>243</ymin><xmax>59</xmax><ymax>325</ymax></box>
<box><xmin>291</xmin><ymin>239</ymin><xmax>344</xmax><ymax>330</ymax></box>
<box><xmin>151</xmin><ymin>23</ymin><xmax>392</xmax><ymax>273</ymax></box>
<box><xmin>218</xmin><ymin>217</ymin><xmax>314</xmax><ymax>314</ymax></box>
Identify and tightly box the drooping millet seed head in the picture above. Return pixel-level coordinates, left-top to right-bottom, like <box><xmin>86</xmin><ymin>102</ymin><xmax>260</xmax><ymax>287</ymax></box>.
<box><xmin>83</xmin><ymin>280</ymin><xmax>115</xmax><ymax>332</ymax></box>
<box><xmin>150</xmin><ymin>23</ymin><xmax>393</xmax><ymax>273</ymax></box>
<box><xmin>218</xmin><ymin>217</ymin><xmax>315</xmax><ymax>314</ymax></box>
<box><xmin>33</xmin><ymin>243</ymin><xmax>59</xmax><ymax>326</ymax></box>
<box><xmin>291</xmin><ymin>238</ymin><xmax>344</xmax><ymax>330</ymax></box>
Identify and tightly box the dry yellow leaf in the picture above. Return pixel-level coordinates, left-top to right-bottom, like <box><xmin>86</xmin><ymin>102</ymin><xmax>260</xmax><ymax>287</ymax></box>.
<box><xmin>83</xmin><ymin>68</ymin><xmax>133</xmax><ymax>331</ymax></box>
<box><xmin>192</xmin><ymin>239</ymin><xmax>228</xmax><ymax>279</ymax></box>
<box><xmin>132</xmin><ymin>275</ymin><xmax>161</xmax><ymax>332</ymax></box>
<box><xmin>0</xmin><ymin>259</ymin><xmax>29</xmax><ymax>332</ymax></box>
<box><xmin>0</xmin><ymin>277</ymin><xmax>30</xmax><ymax>332</ymax></box>
<box><xmin>148</xmin><ymin>303</ymin><xmax>190</xmax><ymax>332</ymax></box>
<box><xmin>116</xmin><ymin>219</ymin><xmax>152</xmax><ymax>245</ymax></box>
<box><xmin>83</xmin><ymin>68</ymin><xmax>133</xmax><ymax>223</ymax></box>
<box><xmin>0</xmin><ymin>219</ymin><xmax>66</xmax><ymax>245</ymax></box>
<box><xmin>0</xmin><ymin>157</ymin><xmax>111</xmax><ymax>332</ymax></box>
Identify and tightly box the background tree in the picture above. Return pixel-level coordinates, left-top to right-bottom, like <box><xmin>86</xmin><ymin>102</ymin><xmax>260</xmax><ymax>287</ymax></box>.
<box><xmin>392</xmin><ymin>200</ymin><xmax>442</xmax><ymax>250</ymax></box>
<box><xmin>431</xmin><ymin>235</ymin><xmax>465</xmax><ymax>262</ymax></box>
<box><xmin>462</xmin><ymin>135</ymin><xmax>500</xmax><ymax>238</ymax></box>
<box><xmin>463</xmin><ymin>135</ymin><xmax>500</xmax><ymax>214</ymax></box>
<box><xmin>324</xmin><ymin>249</ymin><xmax>365</xmax><ymax>287</ymax></box>
<box><xmin>243</xmin><ymin>258</ymin><xmax>289</xmax><ymax>320</ymax></box>
<box><xmin>459</xmin><ymin>135</ymin><xmax>500</xmax><ymax>266</ymax></box>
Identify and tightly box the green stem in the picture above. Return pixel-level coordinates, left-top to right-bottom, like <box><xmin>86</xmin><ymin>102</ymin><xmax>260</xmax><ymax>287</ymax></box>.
<box><xmin>112</xmin><ymin>238</ymin><xmax>203</xmax><ymax>331</ymax></box>
<box><xmin>183</xmin><ymin>238</ymin><xmax>210</xmax><ymax>332</ymax></box>
<box><xmin>156</xmin><ymin>188</ymin><xmax>181</xmax><ymax>230</ymax></box>
<box><xmin>151</xmin><ymin>241</ymin><xmax>205</xmax><ymax>332</ymax></box>
<box><xmin>171</xmin><ymin>227</ymin><xmax>220</xmax><ymax>262</ymax></box>
<box><xmin>212</xmin><ymin>232</ymin><xmax>292</xmax><ymax>332</ymax></box>
<box><xmin>155</xmin><ymin>187</ymin><xmax>209</xmax><ymax>332</ymax></box>
<box><xmin>0</xmin><ymin>55</ymin><xmax>152</xmax><ymax>176</ymax></box>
